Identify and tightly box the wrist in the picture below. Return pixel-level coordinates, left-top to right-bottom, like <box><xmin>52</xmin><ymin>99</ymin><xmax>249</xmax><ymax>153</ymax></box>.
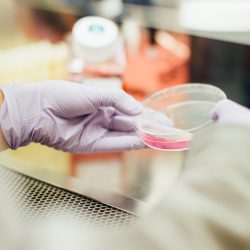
<box><xmin>0</xmin><ymin>89</ymin><xmax>3</xmax><ymax>105</ymax></box>
<box><xmin>0</xmin><ymin>88</ymin><xmax>10</xmax><ymax>150</ymax></box>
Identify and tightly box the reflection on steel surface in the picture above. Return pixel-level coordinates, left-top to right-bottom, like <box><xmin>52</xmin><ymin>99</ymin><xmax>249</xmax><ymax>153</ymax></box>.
<box><xmin>2</xmin><ymin>150</ymin><xmax>183</xmax><ymax>216</ymax></box>
<box><xmin>0</xmin><ymin>164</ymin><xmax>135</xmax><ymax>229</ymax></box>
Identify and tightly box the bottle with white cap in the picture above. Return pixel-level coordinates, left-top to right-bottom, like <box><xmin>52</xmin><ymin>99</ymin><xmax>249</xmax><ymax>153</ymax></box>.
<box><xmin>68</xmin><ymin>16</ymin><xmax>125</xmax><ymax>89</ymax></box>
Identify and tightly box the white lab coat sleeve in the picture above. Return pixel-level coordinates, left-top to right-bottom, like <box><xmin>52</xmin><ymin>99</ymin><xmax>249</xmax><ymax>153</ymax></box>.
<box><xmin>89</xmin><ymin>125</ymin><xmax>250</xmax><ymax>250</ymax></box>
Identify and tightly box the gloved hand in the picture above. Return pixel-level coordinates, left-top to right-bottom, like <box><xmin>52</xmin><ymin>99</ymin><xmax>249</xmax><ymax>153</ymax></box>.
<box><xmin>211</xmin><ymin>99</ymin><xmax>250</xmax><ymax>126</ymax></box>
<box><xmin>0</xmin><ymin>81</ymin><xmax>145</xmax><ymax>153</ymax></box>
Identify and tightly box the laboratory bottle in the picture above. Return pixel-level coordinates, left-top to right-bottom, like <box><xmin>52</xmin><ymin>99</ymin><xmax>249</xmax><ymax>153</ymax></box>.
<box><xmin>68</xmin><ymin>16</ymin><xmax>125</xmax><ymax>89</ymax></box>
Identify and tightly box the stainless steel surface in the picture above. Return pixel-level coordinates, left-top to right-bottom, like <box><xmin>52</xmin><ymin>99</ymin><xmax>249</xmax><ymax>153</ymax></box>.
<box><xmin>2</xmin><ymin>149</ymin><xmax>183</xmax><ymax>216</ymax></box>
<box><xmin>0</xmin><ymin>164</ymin><xmax>135</xmax><ymax>230</ymax></box>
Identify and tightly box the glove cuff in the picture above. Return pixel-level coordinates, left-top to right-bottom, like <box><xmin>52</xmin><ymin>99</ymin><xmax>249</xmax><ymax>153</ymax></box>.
<box><xmin>0</xmin><ymin>83</ymin><xmax>26</xmax><ymax>149</ymax></box>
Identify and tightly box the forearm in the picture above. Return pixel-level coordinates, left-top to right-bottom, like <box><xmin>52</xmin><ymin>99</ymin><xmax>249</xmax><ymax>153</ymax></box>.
<box><xmin>139</xmin><ymin>125</ymin><xmax>250</xmax><ymax>249</ymax></box>
<box><xmin>92</xmin><ymin>125</ymin><xmax>250</xmax><ymax>250</ymax></box>
<box><xmin>146</xmin><ymin>125</ymin><xmax>250</xmax><ymax>249</ymax></box>
<box><xmin>0</xmin><ymin>88</ymin><xmax>9</xmax><ymax>151</ymax></box>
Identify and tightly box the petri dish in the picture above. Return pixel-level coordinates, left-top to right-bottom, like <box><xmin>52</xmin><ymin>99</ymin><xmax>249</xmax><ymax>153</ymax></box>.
<box><xmin>135</xmin><ymin>83</ymin><xmax>227</xmax><ymax>151</ymax></box>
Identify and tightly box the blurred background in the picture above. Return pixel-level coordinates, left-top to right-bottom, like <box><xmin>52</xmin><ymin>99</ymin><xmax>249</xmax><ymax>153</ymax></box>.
<box><xmin>1</xmin><ymin>0</ymin><xmax>250</xmax><ymax>210</ymax></box>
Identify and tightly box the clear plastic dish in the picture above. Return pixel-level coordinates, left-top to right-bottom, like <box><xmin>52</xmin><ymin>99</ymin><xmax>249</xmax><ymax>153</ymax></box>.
<box><xmin>135</xmin><ymin>83</ymin><xmax>227</xmax><ymax>151</ymax></box>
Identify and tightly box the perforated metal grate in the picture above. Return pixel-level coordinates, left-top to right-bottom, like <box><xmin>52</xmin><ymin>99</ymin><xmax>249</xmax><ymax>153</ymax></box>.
<box><xmin>0</xmin><ymin>165</ymin><xmax>135</xmax><ymax>231</ymax></box>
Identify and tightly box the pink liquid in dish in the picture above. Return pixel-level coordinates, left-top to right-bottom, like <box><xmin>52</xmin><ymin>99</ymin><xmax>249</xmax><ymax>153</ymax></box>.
<box><xmin>143</xmin><ymin>135</ymin><xmax>189</xmax><ymax>151</ymax></box>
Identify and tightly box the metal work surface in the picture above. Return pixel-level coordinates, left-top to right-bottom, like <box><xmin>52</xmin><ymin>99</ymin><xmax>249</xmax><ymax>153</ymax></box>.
<box><xmin>0</xmin><ymin>149</ymin><xmax>183</xmax><ymax>216</ymax></box>
<box><xmin>0</xmin><ymin>165</ymin><xmax>135</xmax><ymax>231</ymax></box>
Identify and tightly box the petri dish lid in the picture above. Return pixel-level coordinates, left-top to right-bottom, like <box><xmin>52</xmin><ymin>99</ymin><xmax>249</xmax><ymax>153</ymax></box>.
<box><xmin>136</xmin><ymin>116</ymin><xmax>193</xmax><ymax>141</ymax></box>
<box><xmin>135</xmin><ymin>83</ymin><xmax>227</xmax><ymax>143</ymax></box>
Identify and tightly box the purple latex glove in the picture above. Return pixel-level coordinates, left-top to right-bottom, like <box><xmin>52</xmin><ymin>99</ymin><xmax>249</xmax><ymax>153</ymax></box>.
<box><xmin>211</xmin><ymin>99</ymin><xmax>250</xmax><ymax>126</ymax></box>
<box><xmin>0</xmin><ymin>81</ymin><xmax>145</xmax><ymax>153</ymax></box>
